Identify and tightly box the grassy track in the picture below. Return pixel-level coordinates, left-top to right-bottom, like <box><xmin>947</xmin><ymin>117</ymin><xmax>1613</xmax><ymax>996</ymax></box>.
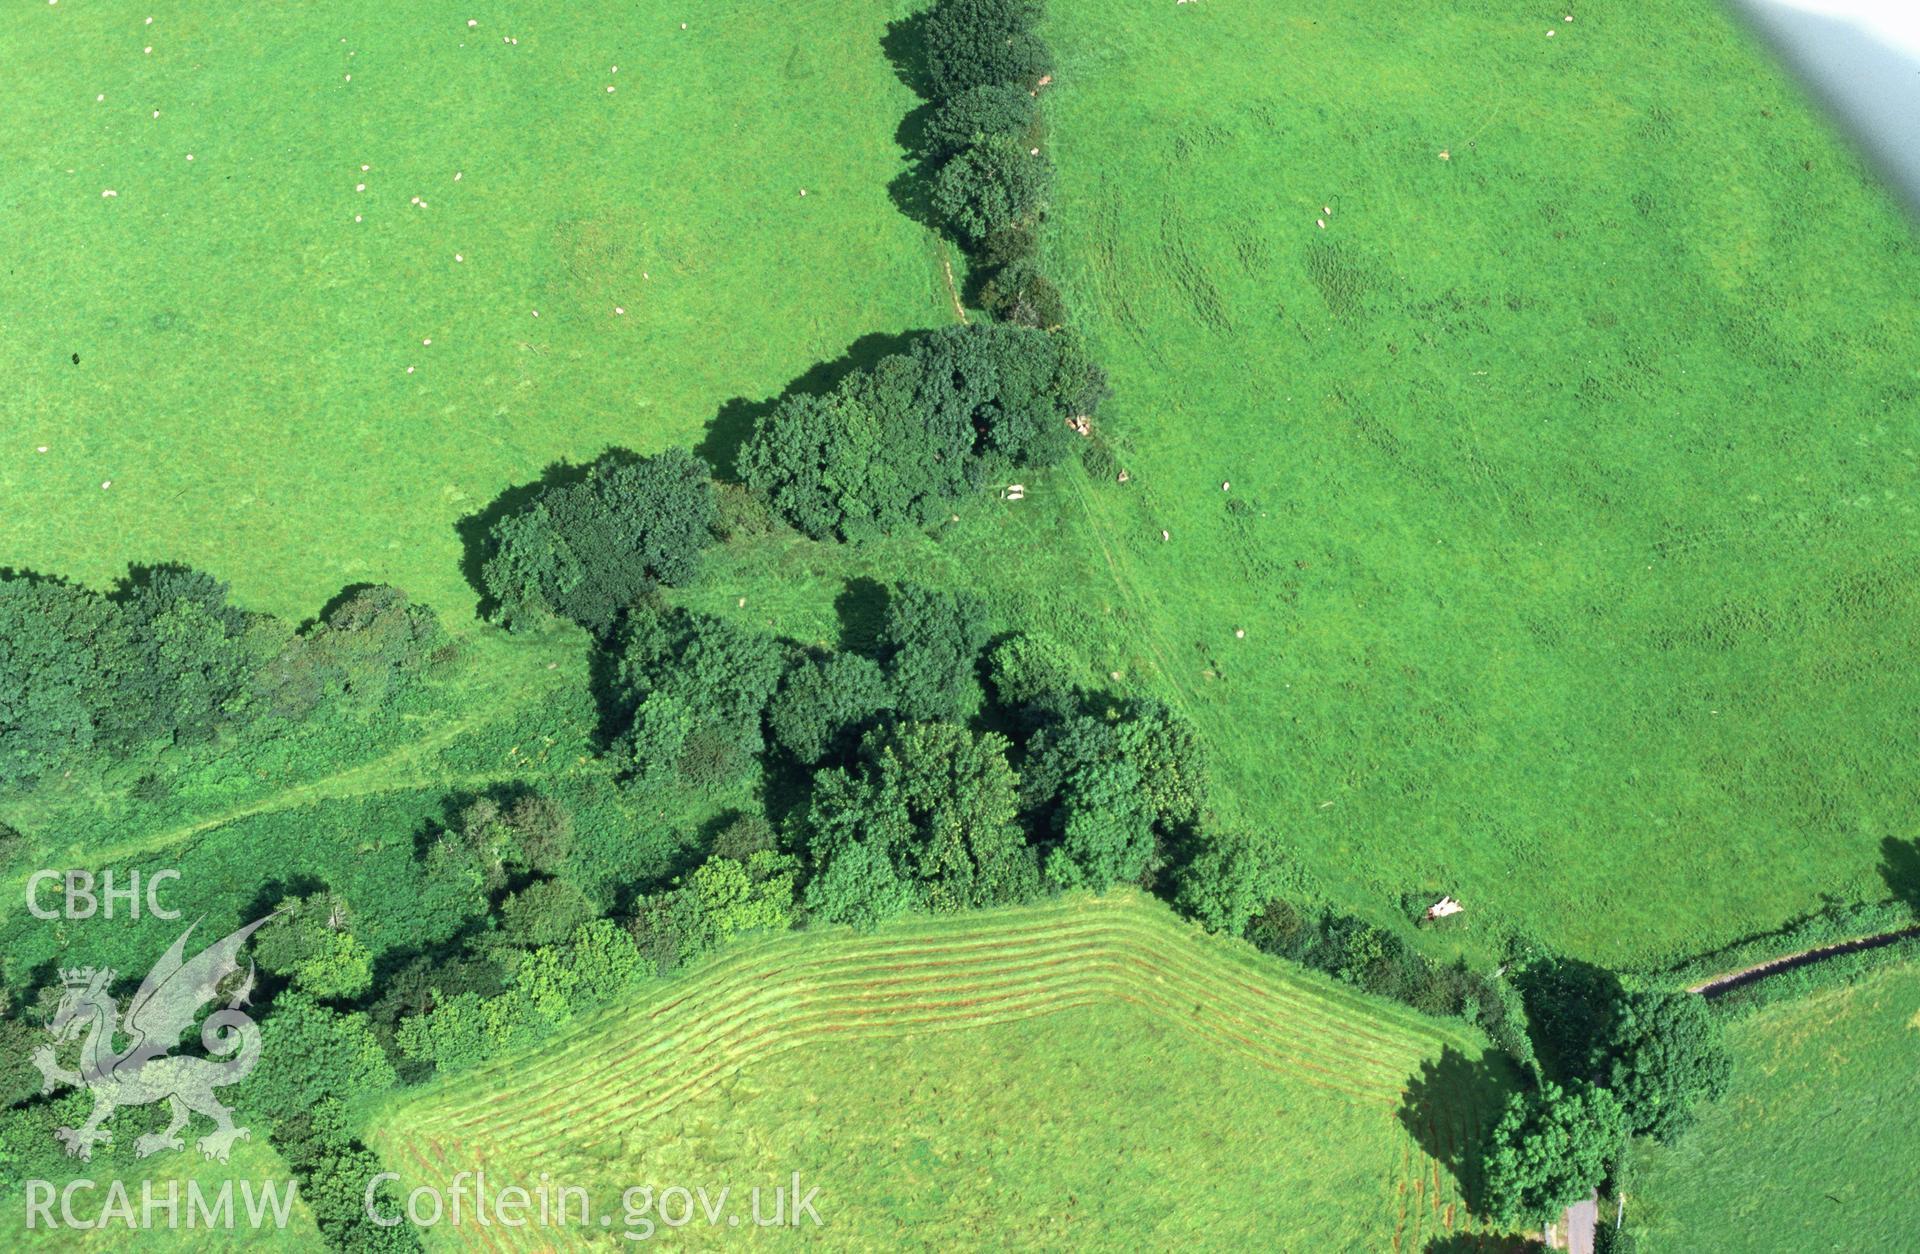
<box><xmin>1630</xmin><ymin>960</ymin><xmax>1920</xmax><ymax>1250</ymax></box>
<box><xmin>372</xmin><ymin>893</ymin><xmax>1517</xmax><ymax>1248</ymax></box>
<box><xmin>0</xmin><ymin>0</ymin><xmax>946</xmax><ymax>620</ymax></box>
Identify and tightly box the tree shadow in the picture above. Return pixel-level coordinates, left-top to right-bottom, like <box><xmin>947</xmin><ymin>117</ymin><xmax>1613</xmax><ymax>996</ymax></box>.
<box><xmin>881</xmin><ymin>8</ymin><xmax>935</xmax><ymax>100</ymax></box>
<box><xmin>1422</xmin><ymin>1235</ymin><xmax>1544</xmax><ymax>1253</ymax></box>
<box><xmin>887</xmin><ymin>105</ymin><xmax>944</xmax><ymax>231</ymax></box>
<box><xmin>1881</xmin><ymin>835</ymin><xmax>1920</xmax><ymax>914</ymax></box>
<box><xmin>304</xmin><ymin>581</ymin><xmax>382</xmax><ymax>633</ymax></box>
<box><xmin>1513</xmin><ymin>956</ymin><xmax>1622</xmax><ymax>1086</ymax></box>
<box><xmin>1397</xmin><ymin>1046</ymin><xmax>1518</xmax><ymax>1219</ymax></box>
<box><xmin>453</xmin><ymin>457</ymin><xmax>602</xmax><ymax>620</ymax></box>
<box><xmin>586</xmin><ymin>619</ymin><xmax>637</xmax><ymax>752</ymax></box>
<box><xmin>238</xmin><ymin>873</ymin><xmax>327</xmax><ymax>926</ymax></box>
<box><xmin>695</xmin><ymin>396</ymin><xmax>777</xmax><ymax>484</ymax></box>
<box><xmin>835</xmin><ymin>576</ymin><xmax>890</xmax><ymax>657</ymax></box>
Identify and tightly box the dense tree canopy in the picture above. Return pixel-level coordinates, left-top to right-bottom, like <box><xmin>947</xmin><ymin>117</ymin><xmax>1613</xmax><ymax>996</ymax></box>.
<box><xmin>797</xmin><ymin>722</ymin><xmax>1037</xmax><ymax>926</ymax></box>
<box><xmin>768</xmin><ymin>651</ymin><xmax>892</xmax><ymax>764</ymax></box>
<box><xmin>0</xmin><ymin>568</ymin><xmax>450</xmax><ymax>794</ymax></box>
<box><xmin>1175</xmin><ymin>825</ymin><xmax>1293</xmax><ymax>937</ymax></box>
<box><xmin>934</xmin><ymin>133</ymin><xmax>1054</xmax><ymax>246</ymax></box>
<box><xmin>738</xmin><ymin>354</ymin><xmax>961</xmax><ymax>541</ymax></box>
<box><xmin>879</xmin><ymin>583</ymin><xmax>991</xmax><ymax>722</ymax></box>
<box><xmin>1588</xmin><ymin>989</ymin><xmax>1732</xmax><ymax>1143</ymax></box>
<box><xmin>1482</xmin><ymin>1081</ymin><xmax>1627</xmax><ymax>1228</ymax></box>
<box><xmin>480</xmin><ymin>448</ymin><xmax>717</xmax><ymax>635</ymax></box>
<box><xmin>923</xmin><ymin>82</ymin><xmax>1038</xmax><ymax>158</ymax></box>
<box><xmin>1021</xmin><ymin>699</ymin><xmax>1206</xmax><ymax>890</ymax></box>
<box><xmin>611</xmin><ymin>603</ymin><xmax>790</xmax><ymax>789</ymax></box>
<box><xmin>741</xmin><ymin>325</ymin><xmax>1106</xmax><ymax>539</ymax></box>
<box><xmin>986</xmin><ymin>630</ymin><xmax>1083</xmax><ymax>720</ymax></box>
<box><xmin>257</xmin><ymin>891</ymin><xmax>375</xmax><ymax>1000</ymax></box>
<box><xmin>923</xmin><ymin>0</ymin><xmax>1053</xmax><ymax>97</ymax></box>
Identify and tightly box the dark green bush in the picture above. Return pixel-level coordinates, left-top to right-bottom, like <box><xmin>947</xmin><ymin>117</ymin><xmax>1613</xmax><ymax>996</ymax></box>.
<box><xmin>981</xmin><ymin>257</ymin><xmax>1068</xmax><ymax>328</ymax></box>
<box><xmin>741</xmin><ymin>324</ymin><xmax>1106</xmax><ymax>539</ymax></box>
<box><xmin>923</xmin><ymin>0</ymin><xmax>1053</xmax><ymax>96</ymax></box>
<box><xmin>480</xmin><ymin>448</ymin><xmax>717</xmax><ymax>635</ymax></box>
<box><xmin>934</xmin><ymin>133</ymin><xmax>1054</xmax><ymax>246</ymax></box>
<box><xmin>924</xmin><ymin>83</ymin><xmax>1039</xmax><ymax>157</ymax></box>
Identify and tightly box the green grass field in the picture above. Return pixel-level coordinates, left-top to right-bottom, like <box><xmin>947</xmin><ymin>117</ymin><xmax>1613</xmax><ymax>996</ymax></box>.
<box><xmin>10</xmin><ymin>0</ymin><xmax>1914</xmax><ymax>972</ymax></box>
<box><xmin>6</xmin><ymin>0</ymin><xmax>1919</xmax><ymax>1242</ymax></box>
<box><xmin>1</xmin><ymin>0</ymin><xmax>949</xmax><ymax>620</ymax></box>
<box><xmin>372</xmin><ymin>892</ymin><xmax>1519</xmax><ymax>1249</ymax></box>
<box><xmin>1629</xmin><ymin>961</ymin><xmax>1920</xmax><ymax>1250</ymax></box>
<box><xmin>986</xmin><ymin>0</ymin><xmax>1920</xmax><ymax>965</ymax></box>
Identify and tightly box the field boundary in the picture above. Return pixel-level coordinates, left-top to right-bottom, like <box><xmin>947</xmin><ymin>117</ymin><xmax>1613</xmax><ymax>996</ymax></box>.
<box><xmin>1686</xmin><ymin>925</ymin><xmax>1920</xmax><ymax>997</ymax></box>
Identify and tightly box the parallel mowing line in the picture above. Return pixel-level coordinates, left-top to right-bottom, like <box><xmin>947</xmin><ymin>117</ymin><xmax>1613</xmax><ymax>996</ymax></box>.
<box><xmin>481</xmin><ymin>966</ymin><xmax>1136</xmax><ymax>1150</ymax></box>
<box><xmin>435</xmin><ymin>914</ymin><xmax>1136</xmax><ymax>1103</ymax></box>
<box><xmin>441</xmin><ymin>897</ymin><xmax>1457</xmax><ymax>1113</ymax></box>
<box><xmin>480</xmin><ymin>983</ymin><xmax>1364</xmax><ymax>1173</ymax></box>
<box><xmin>504</xmin><ymin>937</ymin><xmax>1423</xmax><ymax>1137</ymax></box>
<box><xmin>424</xmin><ymin>925</ymin><xmax>1438</xmax><ymax>1152</ymax></box>
<box><xmin>479</xmin><ymin>962</ymin><xmax>1418</xmax><ymax>1161</ymax></box>
<box><xmin>426</xmin><ymin>921</ymin><xmax>1136</xmax><ymax>1130</ymax></box>
<box><xmin>473</xmin><ymin>987</ymin><xmax>1119</xmax><ymax>1168</ymax></box>
<box><xmin>517</xmin><ymin>960</ymin><xmax>1406</xmax><ymax>1149</ymax></box>
<box><xmin>423</xmin><ymin>920</ymin><xmax>1408</xmax><ymax>1135</ymax></box>
<box><xmin>425</xmin><ymin>918</ymin><xmax>1434</xmax><ymax>1141</ymax></box>
<box><xmin>391</xmin><ymin>946</ymin><xmax>1466</xmax><ymax>1249</ymax></box>
<box><xmin>549</xmin><ymin>910</ymin><xmax>1434</xmax><ymax>1101</ymax></box>
<box><xmin>487</xmin><ymin>969</ymin><xmax>1397</xmax><ymax>1162</ymax></box>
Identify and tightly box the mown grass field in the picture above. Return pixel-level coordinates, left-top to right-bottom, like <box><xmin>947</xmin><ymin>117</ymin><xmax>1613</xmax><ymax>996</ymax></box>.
<box><xmin>972</xmin><ymin>0</ymin><xmax>1920</xmax><ymax>966</ymax></box>
<box><xmin>1629</xmin><ymin>961</ymin><xmax>1920</xmax><ymax>1251</ymax></box>
<box><xmin>0</xmin><ymin>0</ymin><xmax>948</xmax><ymax>621</ymax></box>
<box><xmin>371</xmin><ymin>892</ymin><xmax>1519</xmax><ymax>1249</ymax></box>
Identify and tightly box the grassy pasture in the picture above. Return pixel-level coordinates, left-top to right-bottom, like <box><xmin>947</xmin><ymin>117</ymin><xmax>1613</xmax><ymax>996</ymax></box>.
<box><xmin>0</xmin><ymin>0</ymin><xmax>947</xmax><ymax>621</ymax></box>
<box><xmin>372</xmin><ymin>892</ymin><xmax>1519</xmax><ymax>1249</ymax></box>
<box><xmin>972</xmin><ymin>0</ymin><xmax>1920</xmax><ymax>965</ymax></box>
<box><xmin>9</xmin><ymin>0</ymin><xmax>1910</xmax><ymax>976</ymax></box>
<box><xmin>1629</xmin><ymin>960</ymin><xmax>1920</xmax><ymax>1251</ymax></box>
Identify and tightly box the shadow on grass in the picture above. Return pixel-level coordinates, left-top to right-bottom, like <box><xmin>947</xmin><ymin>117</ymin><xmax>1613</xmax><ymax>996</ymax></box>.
<box><xmin>887</xmin><ymin>105</ymin><xmax>943</xmax><ymax>232</ymax></box>
<box><xmin>880</xmin><ymin>7</ymin><xmax>947</xmax><ymax>235</ymax></box>
<box><xmin>834</xmin><ymin>575</ymin><xmax>891</xmax><ymax>656</ymax></box>
<box><xmin>1514</xmin><ymin>957</ymin><xmax>1622</xmax><ymax>1085</ymax></box>
<box><xmin>1881</xmin><ymin>835</ymin><xmax>1920</xmax><ymax>914</ymax></box>
<box><xmin>880</xmin><ymin>8</ymin><xmax>935</xmax><ymax>100</ymax></box>
<box><xmin>695</xmin><ymin>397</ymin><xmax>777</xmax><ymax>483</ymax></box>
<box><xmin>1421</xmin><ymin>1235</ymin><xmax>1545</xmax><ymax>1253</ymax></box>
<box><xmin>1397</xmin><ymin>1045</ymin><xmax>1517</xmax><ymax>1220</ymax></box>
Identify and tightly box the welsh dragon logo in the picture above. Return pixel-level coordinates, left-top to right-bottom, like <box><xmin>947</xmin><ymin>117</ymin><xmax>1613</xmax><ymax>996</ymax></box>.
<box><xmin>30</xmin><ymin>916</ymin><xmax>272</xmax><ymax>1163</ymax></box>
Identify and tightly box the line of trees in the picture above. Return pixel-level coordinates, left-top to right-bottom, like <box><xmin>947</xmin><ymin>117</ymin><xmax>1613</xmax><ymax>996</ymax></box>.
<box><xmin>388</xmin><ymin>583</ymin><xmax>1214</xmax><ymax>1079</ymax></box>
<box><xmin>911</xmin><ymin>0</ymin><xmax>1066</xmax><ymax>328</ymax></box>
<box><xmin>1165</xmin><ymin>824</ymin><xmax>1737</xmax><ymax>1233</ymax></box>
<box><xmin>0</xmin><ymin>568</ymin><xmax>448</xmax><ymax>797</ymax></box>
